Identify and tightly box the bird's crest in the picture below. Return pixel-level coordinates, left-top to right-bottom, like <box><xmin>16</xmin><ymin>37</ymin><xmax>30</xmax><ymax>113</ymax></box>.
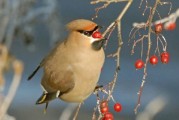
<box><xmin>66</xmin><ymin>19</ymin><xmax>97</xmax><ymax>31</ymax></box>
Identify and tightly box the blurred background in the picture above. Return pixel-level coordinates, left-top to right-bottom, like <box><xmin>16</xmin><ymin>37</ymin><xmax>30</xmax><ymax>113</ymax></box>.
<box><xmin>1</xmin><ymin>0</ymin><xmax>179</xmax><ymax>120</ymax></box>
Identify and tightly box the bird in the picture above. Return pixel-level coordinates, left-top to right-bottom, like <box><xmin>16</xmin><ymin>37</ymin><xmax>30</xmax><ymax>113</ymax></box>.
<box><xmin>28</xmin><ymin>19</ymin><xmax>105</xmax><ymax>111</ymax></box>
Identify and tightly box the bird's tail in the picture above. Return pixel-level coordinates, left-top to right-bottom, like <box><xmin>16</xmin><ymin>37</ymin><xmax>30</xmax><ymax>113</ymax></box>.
<box><xmin>36</xmin><ymin>91</ymin><xmax>61</xmax><ymax>113</ymax></box>
<box><xmin>36</xmin><ymin>91</ymin><xmax>60</xmax><ymax>104</ymax></box>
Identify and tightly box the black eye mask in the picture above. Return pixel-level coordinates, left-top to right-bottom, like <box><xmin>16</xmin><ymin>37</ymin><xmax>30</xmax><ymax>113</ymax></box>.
<box><xmin>77</xmin><ymin>26</ymin><xmax>99</xmax><ymax>37</ymax></box>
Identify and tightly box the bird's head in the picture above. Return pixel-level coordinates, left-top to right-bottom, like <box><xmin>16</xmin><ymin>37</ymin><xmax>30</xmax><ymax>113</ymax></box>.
<box><xmin>66</xmin><ymin>19</ymin><xmax>106</xmax><ymax>51</ymax></box>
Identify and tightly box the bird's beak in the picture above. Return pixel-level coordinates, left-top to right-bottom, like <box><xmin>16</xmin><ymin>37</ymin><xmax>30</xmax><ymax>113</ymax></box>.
<box><xmin>91</xmin><ymin>25</ymin><xmax>106</xmax><ymax>50</ymax></box>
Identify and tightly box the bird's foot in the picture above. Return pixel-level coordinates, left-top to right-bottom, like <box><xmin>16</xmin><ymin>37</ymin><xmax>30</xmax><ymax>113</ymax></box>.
<box><xmin>43</xmin><ymin>102</ymin><xmax>49</xmax><ymax>114</ymax></box>
<box><xmin>93</xmin><ymin>85</ymin><xmax>103</xmax><ymax>94</ymax></box>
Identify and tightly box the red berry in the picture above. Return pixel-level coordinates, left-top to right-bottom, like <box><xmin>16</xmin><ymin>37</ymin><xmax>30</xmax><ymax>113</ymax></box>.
<box><xmin>135</xmin><ymin>59</ymin><xmax>144</xmax><ymax>69</ymax></box>
<box><xmin>161</xmin><ymin>56</ymin><xmax>169</xmax><ymax>64</ymax></box>
<box><xmin>155</xmin><ymin>23</ymin><xmax>163</xmax><ymax>34</ymax></box>
<box><xmin>161</xmin><ymin>52</ymin><xmax>170</xmax><ymax>64</ymax></box>
<box><xmin>149</xmin><ymin>55</ymin><xmax>158</xmax><ymax>65</ymax></box>
<box><xmin>100</xmin><ymin>100</ymin><xmax>108</xmax><ymax>108</ymax></box>
<box><xmin>103</xmin><ymin>118</ymin><xmax>114</xmax><ymax>120</ymax></box>
<box><xmin>92</xmin><ymin>31</ymin><xmax>102</xmax><ymax>38</ymax></box>
<box><xmin>100</xmin><ymin>100</ymin><xmax>109</xmax><ymax>114</ymax></box>
<box><xmin>165</xmin><ymin>22</ymin><xmax>176</xmax><ymax>31</ymax></box>
<box><xmin>100</xmin><ymin>106</ymin><xmax>109</xmax><ymax>114</ymax></box>
<box><xmin>161</xmin><ymin>52</ymin><xmax>169</xmax><ymax>58</ymax></box>
<box><xmin>104</xmin><ymin>112</ymin><xmax>114</xmax><ymax>119</ymax></box>
<box><xmin>114</xmin><ymin>103</ymin><xmax>122</xmax><ymax>112</ymax></box>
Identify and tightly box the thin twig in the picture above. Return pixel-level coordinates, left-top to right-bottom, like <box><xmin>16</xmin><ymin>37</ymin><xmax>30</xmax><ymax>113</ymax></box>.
<box><xmin>91</xmin><ymin>0</ymin><xmax>130</xmax><ymax>19</ymax></box>
<box><xmin>100</xmin><ymin>0</ymin><xmax>132</xmax><ymax>103</ymax></box>
<box><xmin>72</xmin><ymin>103</ymin><xmax>82</xmax><ymax>120</ymax></box>
<box><xmin>107</xmin><ymin>21</ymin><xmax>123</xmax><ymax>101</ymax></box>
<box><xmin>131</xmin><ymin>35</ymin><xmax>148</xmax><ymax>55</ymax></box>
<box><xmin>59</xmin><ymin>103</ymin><xmax>77</xmax><ymax>120</ymax></box>
<box><xmin>133</xmin><ymin>8</ymin><xmax>179</xmax><ymax>27</ymax></box>
<box><xmin>134</xmin><ymin>0</ymin><xmax>160</xmax><ymax>114</ymax></box>
<box><xmin>91</xmin><ymin>0</ymin><xmax>132</xmax><ymax>119</ymax></box>
<box><xmin>0</xmin><ymin>45</ymin><xmax>9</xmax><ymax>92</ymax></box>
<box><xmin>103</xmin><ymin>0</ymin><xmax>133</xmax><ymax>36</ymax></box>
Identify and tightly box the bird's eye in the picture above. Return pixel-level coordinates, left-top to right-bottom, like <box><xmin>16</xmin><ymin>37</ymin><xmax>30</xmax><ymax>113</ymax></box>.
<box><xmin>83</xmin><ymin>31</ymin><xmax>91</xmax><ymax>36</ymax></box>
<box><xmin>77</xmin><ymin>30</ymin><xmax>92</xmax><ymax>37</ymax></box>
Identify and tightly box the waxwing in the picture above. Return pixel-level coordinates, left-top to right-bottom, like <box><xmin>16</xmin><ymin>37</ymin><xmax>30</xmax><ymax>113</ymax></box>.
<box><xmin>28</xmin><ymin>19</ymin><xmax>105</xmax><ymax>111</ymax></box>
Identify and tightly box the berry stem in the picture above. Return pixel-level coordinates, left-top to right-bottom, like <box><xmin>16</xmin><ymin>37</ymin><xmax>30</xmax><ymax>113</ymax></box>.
<box><xmin>134</xmin><ymin>0</ymin><xmax>160</xmax><ymax>114</ymax></box>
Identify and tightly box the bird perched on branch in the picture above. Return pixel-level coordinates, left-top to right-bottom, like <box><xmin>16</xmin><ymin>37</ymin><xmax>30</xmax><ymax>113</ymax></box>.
<box><xmin>28</xmin><ymin>19</ymin><xmax>105</xmax><ymax>111</ymax></box>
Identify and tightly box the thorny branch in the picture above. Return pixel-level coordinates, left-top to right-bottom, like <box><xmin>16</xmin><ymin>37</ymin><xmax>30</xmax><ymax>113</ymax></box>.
<box><xmin>89</xmin><ymin>0</ymin><xmax>132</xmax><ymax>119</ymax></box>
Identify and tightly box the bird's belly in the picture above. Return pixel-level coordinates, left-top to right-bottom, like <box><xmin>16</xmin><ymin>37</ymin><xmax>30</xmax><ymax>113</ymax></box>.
<box><xmin>60</xmin><ymin>63</ymin><xmax>101</xmax><ymax>102</ymax></box>
<box><xmin>60</xmin><ymin>85</ymin><xmax>95</xmax><ymax>102</ymax></box>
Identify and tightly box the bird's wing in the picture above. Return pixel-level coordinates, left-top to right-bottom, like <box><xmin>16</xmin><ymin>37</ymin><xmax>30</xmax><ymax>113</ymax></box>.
<box><xmin>41</xmin><ymin>68</ymin><xmax>75</xmax><ymax>94</ymax></box>
<box><xmin>27</xmin><ymin>41</ymin><xmax>63</xmax><ymax>81</ymax></box>
<box><xmin>27</xmin><ymin>58</ymin><xmax>47</xmax><ymax>80</ymax></box>
<box><xmin>27</xmin><ymin>65</ymin><xmax>41</xmax><ymax>80</ymax></box>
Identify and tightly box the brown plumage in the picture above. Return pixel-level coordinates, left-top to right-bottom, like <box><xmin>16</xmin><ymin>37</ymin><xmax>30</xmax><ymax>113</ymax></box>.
<box><xmin>28</xmin><ymin>19</ymin><xmax>105</xmax><ymax>110</ymax></box>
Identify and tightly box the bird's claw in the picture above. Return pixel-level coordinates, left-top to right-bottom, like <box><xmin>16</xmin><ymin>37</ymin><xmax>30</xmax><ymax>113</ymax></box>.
<box><xmin>93</xmin><ymin>85</ymin><xmax>103</xmax><ymax>94</ymax></box>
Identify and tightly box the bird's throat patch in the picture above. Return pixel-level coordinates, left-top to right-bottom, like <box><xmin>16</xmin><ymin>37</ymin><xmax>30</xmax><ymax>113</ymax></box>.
<box><xmin>92</xmin><ymin>39</ymin><xmax>105</xmax><ymax>51</ymax></box>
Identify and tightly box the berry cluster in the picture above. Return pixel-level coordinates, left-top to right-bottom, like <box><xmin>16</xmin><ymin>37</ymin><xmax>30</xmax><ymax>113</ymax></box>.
<box><xmin>155</xmin><ymin>22</ymin><xmax>176</xmax><ymax>34</ymax></box>
<box><xmin>135</xmin><ymin>51</ymin><xmax>170</xmax><ymax>69</ymax></box>
<box><xmin>134</xmin><ymin>22</ymin><xmax>171</xmax><ymax>69</ymax></box>
<box><xmin>100</xmin><ymin>100</ymin><xmax>122</xmax><ymax>120</ymax></box>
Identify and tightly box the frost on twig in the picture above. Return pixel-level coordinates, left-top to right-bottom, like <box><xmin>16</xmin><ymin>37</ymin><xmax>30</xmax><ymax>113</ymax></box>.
<box><xmin>133</xmin><ymin>8</ymin><xmax>179</xmax><ymax>29</ymax></box>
